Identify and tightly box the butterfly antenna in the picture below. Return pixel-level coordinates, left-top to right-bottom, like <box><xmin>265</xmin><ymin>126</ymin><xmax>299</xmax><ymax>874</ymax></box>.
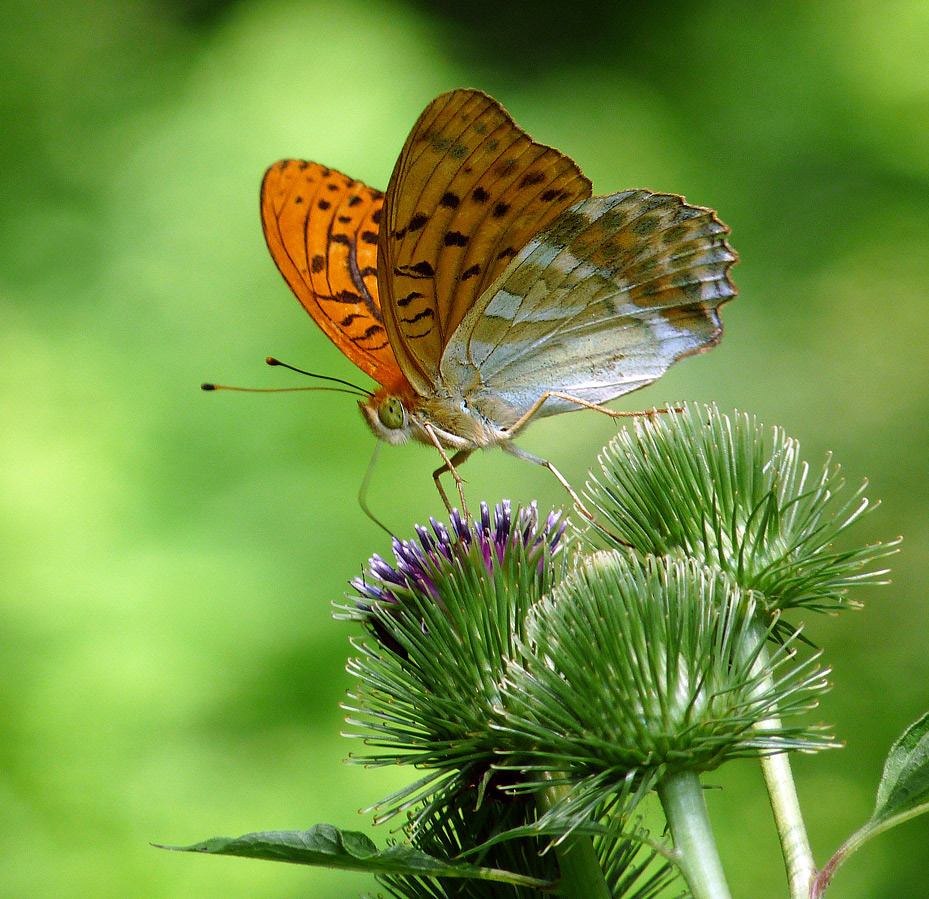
<box><xmin>266</xmin><ymin>356</ymin><xmax>373</xmax><ymax>397</ymax></box>
<box><xmin>359</xmin><ymin>440</ymin><xmax>395</xmax><ymax>537</ymax></box>
<box><xmin>200</xmin><ymin>382</ymin><xmax>365</xmax><ymax>398</ymax></box>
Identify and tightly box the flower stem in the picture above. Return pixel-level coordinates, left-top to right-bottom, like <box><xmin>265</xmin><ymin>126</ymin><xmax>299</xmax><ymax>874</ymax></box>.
<box><xmin>759</xmin><ymin>745</ymin><xmax>815</xmax><ymax>898</ymax></box>
<box><xmin>538</xmin><ymin>781</ymin><xmax>611</xmax><ymax>899</ymax></box>
<box><xmin>749</xmin><ymin>625</ymin><xmax>816</xmax><ymax>899</ymax></box>
<box><xmin>656</xmin><ymin>770</ymin><xmax>732</xmax><ymax>899</ymax></box>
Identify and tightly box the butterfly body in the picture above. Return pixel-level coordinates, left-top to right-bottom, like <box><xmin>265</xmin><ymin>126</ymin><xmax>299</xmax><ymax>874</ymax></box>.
<box><xmin>260</xmin><ymin>89</ymin><xmax>737</xmax><ymax>509</ymax></box>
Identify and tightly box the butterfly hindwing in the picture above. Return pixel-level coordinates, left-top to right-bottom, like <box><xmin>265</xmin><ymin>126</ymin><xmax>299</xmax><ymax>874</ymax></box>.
<box><xmin>441</xmin><ymin>189</ymin><xmax>738</xmax><ymax>426</ymax></box>
<box><xmin>378</xmin><ymin>89</ymin><xmax>593</xmax><ymax>395</ymax></box>
<box><xmin>260</xmin><ymin>160</ymin><xmax>403</xmax><ymax>388</ymax></box>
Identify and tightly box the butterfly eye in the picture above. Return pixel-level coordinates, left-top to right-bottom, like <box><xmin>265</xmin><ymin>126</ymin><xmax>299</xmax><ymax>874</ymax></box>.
<box><xmin>378</xmin><ymin>397</ymin><xmax>407</xmax><ymax>430</ymax></box>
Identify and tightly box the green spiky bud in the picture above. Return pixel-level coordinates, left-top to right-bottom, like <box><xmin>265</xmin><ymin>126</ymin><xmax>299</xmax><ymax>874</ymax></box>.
<box><xmin>584</xmin><ymin>404</ymin><xmax>897</xmax><ymax>629</ymax></box>
<box><xmin>500</xmin><ymin>551</ymin><xmax>834</xmax><ymax>815</ymax></box>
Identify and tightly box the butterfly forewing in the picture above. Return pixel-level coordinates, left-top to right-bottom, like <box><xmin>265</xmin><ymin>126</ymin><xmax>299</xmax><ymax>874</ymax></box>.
<box><xmin>441</xmin><ymin>189</ymin><xmax>737</xmax><ymax>425</ymax></box>
<box><xmin>378</xmin><ymin>89</ymin><xmax>593</xmax><ymax>395</ymax></box>
<box><xmin>261</xmin><ymin>160</ymin><xmax>403</xmax><ymax>387</ymax></box>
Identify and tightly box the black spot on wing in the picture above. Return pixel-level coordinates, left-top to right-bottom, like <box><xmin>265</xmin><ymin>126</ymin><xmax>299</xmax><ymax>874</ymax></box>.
<box><xmin>440</xmin><ymin>192</ymin><xmax>460</xmax><ymax>209</ymax></box>
<box><xmin>492</xmin><ymin>202</ymin><xmax>510</xmax><ymax>218</ymax></box>
<box><xmin>541</xmin><ymin>188</ymin><xmax>572</xmax><ymax>202</ymax></box>
<box><xmin>311</xmin><ymin>254</ymin><xmax>325</xmax><ymax>273</ymax></box>
<box><xmin>394</xmin><ymin>260</ymin><xmax>436</xmax><ymax>278</ymax></box>
<box><xmin>444</xmin><ymin>230</ymin><xmax>469</xmax><ymax>247</ymax></box>
<box><xmin>408</xmin><ymin>212</ymin><xmax>429</xmax><ymax>231</ymax></box>
<box><xmin>358</xmin><ymin>323</ymin><xmax>385</xmax><ymax>340</ymax></box>
<box><xmin>472</xmin><ymin>186</ymin><xmax>489</xmax><ymax>203</ymax></box>
<box><xmin>518</xmin><ymin>171</ymin><xmax>546</xmax><ymax>188</ymax></box>
<box><xmin>461</xmin><ymin>264</ymin><xmax>481</xmax><ymax>280</ymax></box>
<box><xmin>402</xmin><ymin>307</ymin><xmax>435</xmax><ymax>325</ymax></box>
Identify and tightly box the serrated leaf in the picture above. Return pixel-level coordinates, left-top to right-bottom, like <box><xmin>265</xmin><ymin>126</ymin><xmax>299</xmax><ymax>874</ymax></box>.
<box><xmin>873</xmin><ymin>710</ymin><xmax>929</xmax><ymax>823</ymax></box>
<box><xmin>157</xmin><ymin>823</ymin><xmax>550</xmax><ymax>888</ymax></box>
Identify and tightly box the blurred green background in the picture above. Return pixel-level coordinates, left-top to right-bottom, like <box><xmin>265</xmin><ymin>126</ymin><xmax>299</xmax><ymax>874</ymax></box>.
<box><xmin>2</xmin><ymin>0</ymin><xmax>928</xmax><ymax>895</ymax></box>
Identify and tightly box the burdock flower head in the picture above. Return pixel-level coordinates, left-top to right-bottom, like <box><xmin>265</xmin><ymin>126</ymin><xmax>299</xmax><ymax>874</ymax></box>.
<box><xmin>498</xmin><ymin>550</ymin><xmax>836</xmax><ymax>829</ymax></box>
<box><xmin>350</xmin><ymin>500</ymin><xmax>564</xmax><ymax>613</ymax></box>
<box><xmin>584</xmin><ymin>403</ymin><xmax>897</xmax><ymax>632</ymax></box>
<box><xmin>337</xmin><ymin>502</ymin><xmax>566</xmax><ymax>825</ymax></box>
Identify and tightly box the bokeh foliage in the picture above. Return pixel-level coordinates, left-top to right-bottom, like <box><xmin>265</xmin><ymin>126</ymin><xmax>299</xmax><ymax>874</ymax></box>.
<box><xmin>1</xmin><ymin>0</ymin><xmax>927</xmax><ymax>896</ymax></box>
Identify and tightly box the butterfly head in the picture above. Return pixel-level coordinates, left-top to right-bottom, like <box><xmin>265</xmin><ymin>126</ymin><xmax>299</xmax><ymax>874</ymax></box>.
<box><xmin>360</xmin><ymin>390</ymin><xmax>416</xmax><ymax>446</ymax></box>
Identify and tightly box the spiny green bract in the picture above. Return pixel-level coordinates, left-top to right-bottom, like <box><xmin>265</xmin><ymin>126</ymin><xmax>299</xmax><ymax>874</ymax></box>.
<box><xmin>499</xmin><ymin>551</ymin><xmax>834</xmax><ymax>812</ymax></box>
<box><xmin>584</xmin><ymin>403</ymin><xmax>897</xmax><ymax>629</ymax></box>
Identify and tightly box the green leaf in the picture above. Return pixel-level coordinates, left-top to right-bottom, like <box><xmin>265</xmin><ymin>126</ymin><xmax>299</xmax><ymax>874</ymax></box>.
<box><xmin>157</xmin><ymin>823</ymin><xmax>551</xmax><ymax>888</ymax></box>
<box><xmin>873</xmin><ymin>710</ymin><xmax>929</xmax><ymax>824</ymax></box>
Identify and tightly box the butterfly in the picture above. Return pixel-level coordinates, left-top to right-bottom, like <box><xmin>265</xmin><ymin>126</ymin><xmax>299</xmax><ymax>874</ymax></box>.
<box><xmin>259</xmin><ymin>88</ymin><xmax>737</xmax><ymax>521</ymax></box>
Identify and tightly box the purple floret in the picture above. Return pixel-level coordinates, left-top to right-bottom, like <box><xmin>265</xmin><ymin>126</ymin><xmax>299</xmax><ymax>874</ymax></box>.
<box><xmin>351</xmin><ymin>501</ymin><xmax>565</xmax><ymax>608</ymax></box>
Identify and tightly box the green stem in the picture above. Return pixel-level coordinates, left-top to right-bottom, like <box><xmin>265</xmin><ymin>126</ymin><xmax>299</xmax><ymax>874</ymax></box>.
<box><xmin>656</xmin><ymin>770</ymin><xmax>732</xmax><ymax>899</ymax></box>
<box><xmin>538</xmin><ymin>781</ymin><xmax>611</xmax><ymax>899</ymax></box>
<box><xmin>759</xmin><ymin>747</ymin><xmax>815</xmax><ymax>898</ymax></box>
<box><xmin>749</xmin><ymin>625</ymin><xmax>816</xmax><ymax>899</ymax></box>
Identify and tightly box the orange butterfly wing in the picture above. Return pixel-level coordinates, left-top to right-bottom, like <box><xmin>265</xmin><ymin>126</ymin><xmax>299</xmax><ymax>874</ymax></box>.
<box><xmin>260</xmin><ymin>160</ymin><xmax>405</xmax><ymax>389</ymax></box>
<box><xmin>378</xmin><ymin>89</ymin><xmax>594</xmax><ymax>395</ymax></box>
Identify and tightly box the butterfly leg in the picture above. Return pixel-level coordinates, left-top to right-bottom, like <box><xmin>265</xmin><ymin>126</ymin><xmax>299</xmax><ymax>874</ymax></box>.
<box><xmin>422</xmin><ymin>423</ymin><xmax>472</xmax><ymax>517</ymax></box>
<box><xmin>503</xmin><ymin>442</ymin><xmax>632</xmax><ymax>547</ymax></box>
<box><xmin>501</xmin><ymin>442</ymin><xmax>595</xmax><ymax>523</ymax></box>
<box><xmin>506</xmin><ymin>392</ymin><xmax>670</xmax><ymax>436</ymax></box>
<box><xmin>432</xmin><ymin>450</ymin><xmax>473</xmax><ymax>518</ymax></box>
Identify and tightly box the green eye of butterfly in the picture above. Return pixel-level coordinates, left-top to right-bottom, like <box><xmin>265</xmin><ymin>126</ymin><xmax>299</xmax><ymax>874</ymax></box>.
<box><xmin>378</xmin><ymin>397</ymin><xmax>406</xmax><ymax>430</ymax></box>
